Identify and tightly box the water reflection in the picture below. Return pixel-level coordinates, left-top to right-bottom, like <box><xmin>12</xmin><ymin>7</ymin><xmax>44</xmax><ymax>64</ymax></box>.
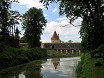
<box><xmin>52</xmin><ymin>58</ymin><xmax>60</xmax><ymax>69</ymax></box>
<box><xmin>0</xmin><ymin>60</ymin><xmax>44</xmax><ymax>78</ymax></box>
<box><xmin>41</xmin><ymin>57</ymin><xmax>80</xmax><ymax>78</ymax></box>
<box><xmin>0</xmin><ymin>57</ymin><xmax>80</xmax><ymax>78</ymax></box>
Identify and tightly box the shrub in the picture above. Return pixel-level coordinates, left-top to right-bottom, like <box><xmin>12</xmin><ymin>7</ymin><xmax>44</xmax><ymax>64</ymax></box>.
<box><xmin>0</xmin><ymin>44</ymin><xmax>47</xmax><ymax>70</ymax></box>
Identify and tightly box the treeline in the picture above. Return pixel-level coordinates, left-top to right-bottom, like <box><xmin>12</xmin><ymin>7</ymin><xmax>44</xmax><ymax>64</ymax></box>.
<box><xmin>0</xmin><ymin>44</ymin><xmax>47</xmax><ymax>70</ymax></box>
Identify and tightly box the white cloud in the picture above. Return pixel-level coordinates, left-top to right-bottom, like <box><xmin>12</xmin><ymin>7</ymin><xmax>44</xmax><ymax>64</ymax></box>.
<box><xmin>41</xmin><ymin>17</ymin><xmax>82</xmax><ymax>42</ymax></box>
<box><xmin>17</xmin><ymin>0</ymin><xmax>44</xmax><ymax>9</ymax></box>
<box><xmin>72</xmin><ymin>17</ymin><xmax>83</xmax><ymax>26</ymax></box>
<box><xmin>40</xmin><ymin>39</ymin><xmax>50</xmax><ymax>43</ymax></box>
<box><xmin>52</xmin><ymin>7</ymin><xmax>58</xmax><ymax>13</ymax></box>
<box><xmin>44</xmin><ymin>13</ymin><xmax>48</xmax><ymax>17</ymax></box>
<box><xmin>45</xmin><ymin>21</ymin><xmax>60</xmax><ymax>33</ymax></box>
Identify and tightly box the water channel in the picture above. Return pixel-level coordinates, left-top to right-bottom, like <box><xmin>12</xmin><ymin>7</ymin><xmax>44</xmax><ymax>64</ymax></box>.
<box><xmin>0</xmin><ymin>57</ymin><xmax>80</xmax><ymax>78</ymax></box>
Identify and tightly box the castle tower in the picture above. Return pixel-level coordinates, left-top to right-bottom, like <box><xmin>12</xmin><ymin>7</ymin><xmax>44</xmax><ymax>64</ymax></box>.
<box><xmin>51</xmin><ymin>31</ymin><xmax>61</xmax><ymax>43</ymax></box>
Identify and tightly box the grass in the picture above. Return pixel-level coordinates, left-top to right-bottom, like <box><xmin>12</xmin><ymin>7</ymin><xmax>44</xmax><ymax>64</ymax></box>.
<box><xmin>76</xmin><ymin>53</ymin><xmax>104</xmax><ymax>78</ymax></box>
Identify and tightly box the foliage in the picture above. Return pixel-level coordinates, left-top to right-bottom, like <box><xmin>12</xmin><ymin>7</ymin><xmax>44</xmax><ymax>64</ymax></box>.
<box><xmin>40</xmin><ymin>0</ymin><xmax>103</xmax><ymax>24</ymax></box>
<box><xmin>80</xmin><ymin>20</ymin><xmax>102</xmax><ymax>51</ymax></box>
<box><xmin>8</xmin><ymin>10</ymin><xmax>21</xmax><ymax>35</ymax></box>
<box><xmin>0</xmin><ymin>44</ymin><xmax>47</xmax><ymax>69</ymax></box>
<box><xmin>0</xmin><ymin>0</ymin><xmax>11</xmax><ymax>44</ymax></box>
<box><xmin>22</xmin><ymin>7</ymin><xmax>47</xmax><ymax>48</ymax></box>
<box><xmin>0</xmin><ymin>0</ymin><xmax>21</xmax><ymax>47</ymax></box>
<box><xmin>91</xmin><ymin>44</ymin><xmax>104</xmax><ymax>58</ymax></box>
<box><xmin>97</xmin><ymin>44</ymin><xmax>104</xmax><ymax>53</ymax></box>
<box><xmin>76</xmin><ymin>53</ymin><xmax>104</xmax><ymax>78</ymax></box>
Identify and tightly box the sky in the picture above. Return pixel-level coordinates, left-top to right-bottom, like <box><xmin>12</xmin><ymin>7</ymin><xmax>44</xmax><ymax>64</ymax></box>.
<box><xmin>11</xmin><ymin>0</ymin><xmax>82</xmax><ymax>43</ymax></box>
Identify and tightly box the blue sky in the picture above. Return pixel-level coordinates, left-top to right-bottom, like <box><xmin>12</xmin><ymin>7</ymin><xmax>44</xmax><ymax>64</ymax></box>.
<box><xmin>11</xmin><ymin>0</ymin><xmax>82</xmax><ymax>43</ymax></box>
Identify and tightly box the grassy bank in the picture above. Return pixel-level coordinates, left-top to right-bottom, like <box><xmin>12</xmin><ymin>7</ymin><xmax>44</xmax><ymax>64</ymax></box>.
<box><xmin>0</xmin><ymin>44</ymin><xmax>47</xmax><ymax>70</ymax></box>
<box><xmin>76</xmin><ymin>53</ymin><xmax>104</xmax><ymax>78</ymax></box>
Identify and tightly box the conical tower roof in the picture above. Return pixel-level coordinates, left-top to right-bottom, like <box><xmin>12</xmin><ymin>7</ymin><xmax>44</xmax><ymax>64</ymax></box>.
<box><xmin>51</xmin><ymin>31</ymin><xmax>59</xmax><ymax>40</ymax></box>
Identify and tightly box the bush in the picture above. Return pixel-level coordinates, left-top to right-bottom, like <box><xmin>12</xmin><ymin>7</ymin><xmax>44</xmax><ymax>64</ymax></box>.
<box><xmin>95</xmin><ymin>62</ymin><xmax>103</xmax><ymax>67</ymax></box>
<box><xmin>76</xmin><ymin>52</ymin><xmax>104</xmax><ymax>78</ymax></box>
<box><xmin>76</xmin><ymin>53</ymin><xmax>87</xmax><ymax>78</ymax></box>
<box><xmin>90</xmin><ymin>44</ymin><xmax>104</xmax><ymax>58</ymax></box>
<box><xmin>0</xmin><ymin>44</ymin><xmax>47</xmax><ymax>70</ymax></box>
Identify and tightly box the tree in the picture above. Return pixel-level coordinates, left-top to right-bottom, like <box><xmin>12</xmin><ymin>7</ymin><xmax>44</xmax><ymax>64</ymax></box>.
<box><xmin>68</xmin><ymin>40</ymin><xmax>72</xmax><ymax>43</ymax></box>
<box><xmin>0</xmin><ymin>0</ymin><xmax>11</xmax><ymax>44</ymax></box>
<box><xmin>40</xmin><ymin>0</ymin><xmax>104</xmax><ymax>51</ymax></box>
<box><xmin>0</xmin><ymin>0</ymin><xmax>20</xmax><ymax>45</ymax></box>
<box><xmin>8</xmin><ymin>10</ymin><xmax>21</xmax><ymax>36</ymax></box>
<box><xmin>80</xmin><ymin>20</ymin><xmax>99</xmax><ymax>51</ymax></box>
<box><xmin>22</xmin><ymin>7</ymin><xmax>47</xmax><ymax>48</ymax></box>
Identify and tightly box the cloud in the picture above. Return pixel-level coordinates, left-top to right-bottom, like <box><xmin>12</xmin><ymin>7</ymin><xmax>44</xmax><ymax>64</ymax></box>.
<box><xmin>40</xmin><ymin>39</ymin><xmax>50</xmax><ymax>43</ymax></box>
<box><xmin>14</xmin><ymin>0</ymin><xmax>82</xmax><ymax>42</ymax></box>
<box><xmin>45</xmin><ymin>21</ymin><xmax>60</xmax><ymax>33</ymax></box>
<box><xmin>17</xmin><ymin>0</ymin><xmax>44</xmax><ymax>9</ymax></box>
<box><xmin>44</xmin><ymin>13</ymin><xmax>48</xmax><ymax>17</ymax></box>
<box><xmin>72</xmin><ymin>17</ymin><xmax>82</xmax><ymax>26</ymax></box>
<box><xmin>52</xmin><ymin>7</ymin><xmax>58</xmax><ymax>13</ymax></box>
<box><xmin>41</xmin><ymin>17</ymin><xmax>82</xmax><ymax>42</ymax></box>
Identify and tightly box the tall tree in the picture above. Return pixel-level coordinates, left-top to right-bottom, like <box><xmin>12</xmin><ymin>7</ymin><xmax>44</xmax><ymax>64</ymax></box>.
<box><xmin>40</xmin><ymin>0</ymin><xmax>104</xmax><ymax>51</ymax></box>
<box><xmin>22</xmin><ymin>7</ymin><xmax>47</xmax><ymax>48</ymax></box>
<box><xmin>0</xmin><ymin>0</ymin><xmax>20</xmax><ymax>45</ymax></box>
<box><xmin>8</xmin><ymin>10</ymin><xmax>21</xmax><ymax>35</ymax></box>
<box><xmin>0</xmin><ymin>0</ymin><xmax>20</xmax><ymax>47</ymax></box>
<box><xmin>0</xmin><ymin>0</ymin><xmax>11</xmax><ymax>44</ymax></box>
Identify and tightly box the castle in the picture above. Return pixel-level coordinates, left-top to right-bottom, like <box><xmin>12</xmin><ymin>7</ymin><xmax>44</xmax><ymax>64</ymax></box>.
<box><xmin>51</xmin><ymin>31</ymin><xmax>61</xmax><ymax>43</ymax></box>
<box><xmin>19</xmin><ymin>30</ymin><xmax>81</xmax><ymax>54</ymax></box>
<box><xmin>41</xmin><ymin>31</ymin><xmax>81</xmax><ymax>54</ymax></box>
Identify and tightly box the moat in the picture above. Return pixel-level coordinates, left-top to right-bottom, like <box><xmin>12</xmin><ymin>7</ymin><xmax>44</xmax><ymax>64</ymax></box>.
<box><xmin>0</xmin><ymin>57</ymin><xmax>80</xmax><ymax>78</ymax></box>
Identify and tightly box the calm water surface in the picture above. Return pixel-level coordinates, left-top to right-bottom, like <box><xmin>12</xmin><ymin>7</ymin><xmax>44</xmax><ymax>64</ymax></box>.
<box><xmin>0</xmin><ymin>57</ymin><xmax>80</xmax><ymax>78</ymax></box>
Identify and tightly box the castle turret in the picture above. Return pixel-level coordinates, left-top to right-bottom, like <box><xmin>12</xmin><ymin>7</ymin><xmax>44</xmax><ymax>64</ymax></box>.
<box><xmin>51</xmin><ymin>31</ymin><xmax>61</xmax><ymax>43</ymax></box>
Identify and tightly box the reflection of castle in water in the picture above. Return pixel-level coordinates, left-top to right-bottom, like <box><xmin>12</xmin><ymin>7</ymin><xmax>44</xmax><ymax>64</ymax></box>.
<box><xmin>0</xmin><ymin>57</ymin><xmax>80</xmax><ymax>78</ymax></box>
<box><xmin>41</xmin><ymin>57</ymin><xmax>80</xmax><ymax>78</ymax></box>
<box><xmin>51</xmin><ymin>58</ymin><xmax>60</xmax><ymax>69</ymax></box>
